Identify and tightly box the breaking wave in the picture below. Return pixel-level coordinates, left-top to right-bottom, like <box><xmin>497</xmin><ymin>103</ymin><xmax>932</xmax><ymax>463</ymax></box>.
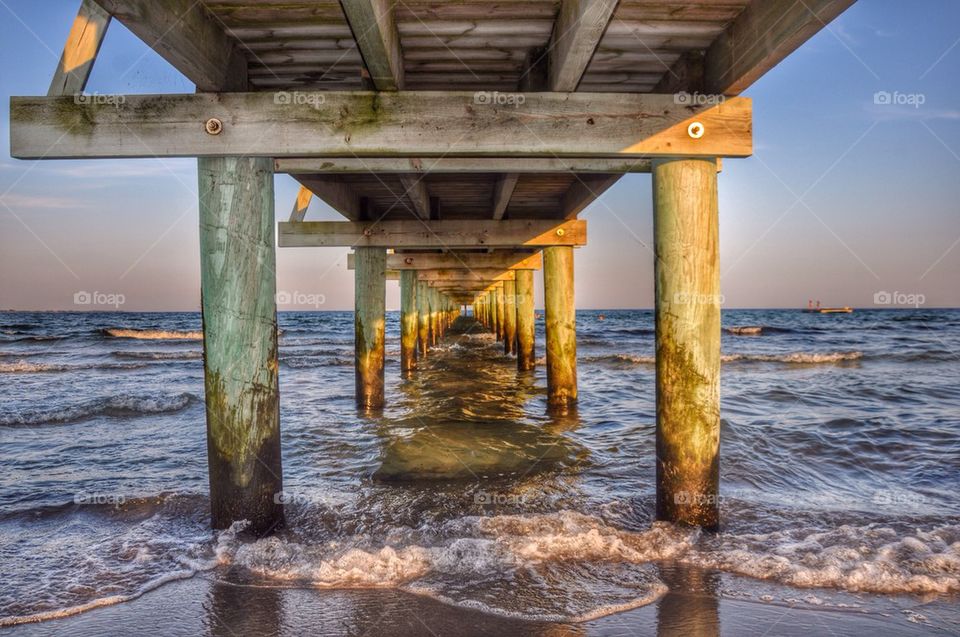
<box><xmin>102</xmin><ymin>328</ymin><xmax>203</xmax><ymax>340</ymax></box>
<box><xmin>0</xmin><ymin>393</ymin><xmax>198</xmax><ymax>426</ymax></box>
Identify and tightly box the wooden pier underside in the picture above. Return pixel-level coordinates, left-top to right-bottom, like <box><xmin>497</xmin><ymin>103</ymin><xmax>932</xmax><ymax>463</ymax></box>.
<box><xmin>13</xmin><ymin>0</ymin><xmax>856</xmax><ymax>533</ymax></box>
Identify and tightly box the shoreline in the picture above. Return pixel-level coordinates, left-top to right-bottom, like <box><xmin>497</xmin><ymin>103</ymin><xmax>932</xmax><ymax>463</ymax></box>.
<box><xmin>5</xmin><ymin>567</ymin><xmax>956</xmax><ymax>636</ymax></box>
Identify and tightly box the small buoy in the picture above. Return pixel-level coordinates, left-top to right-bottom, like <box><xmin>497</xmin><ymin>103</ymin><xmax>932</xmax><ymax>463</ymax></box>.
<box><xmin>598</xmin><ymin>314</ymin><xmax>605</xmax><ymax>321</ymax></box>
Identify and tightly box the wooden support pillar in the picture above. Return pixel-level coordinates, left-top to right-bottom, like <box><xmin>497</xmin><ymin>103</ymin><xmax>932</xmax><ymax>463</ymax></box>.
<box><xmin>417</xmin><ymin>281</ymin><xmax>430</xmax><ymax>357</ymax></box>
<box><xmin>198</xmin><ymin>156</ymin><xmax>283</xmax><ymax>535</ymax></box>
<box><xmin>503</xmin><ymin>279</ymin><xmax>517</xmax><ymax>355</ymax></box>
<box><xmin>652</xmin><ymin>157</ymin><xmax>721</xmax><ymax>530</ymax></box>
<box><xmin>400</xmin><ymin>270</ymin><xmax>418</xmax><ymax>376</ymax></box>
<box><xmin>429</xmin><ymin>287</ymin><xmax>439</xmax><ymax>346</ymax></box>
<box><xmin>543</xmin><ymin>246</ymin><xmax>577</xmax><ymax>409</ymax></box>
<box><xmin>496</xmin><ymin>285</ymin><xmax>505</xmax><ymax>341</ymax></box>
<box><xmin>355</xmin><ymin>247</ymin><xmax>387</xmax><ymax>410</ymax></box>
<box><xmin>516</xmin><ymin>269</ymin><xmax>536</xmax><ymax>371</ymax></box>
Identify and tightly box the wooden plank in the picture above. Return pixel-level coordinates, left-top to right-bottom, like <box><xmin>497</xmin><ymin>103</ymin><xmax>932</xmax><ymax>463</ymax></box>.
<box><xmin>339</xmin><ymin>0</ymin><xmax>404</xmax><ymax>90</ymax></box>
<box><xmin>417</xmin><ymin>270</ymin><xmax>517</xmax><ymax>283</ymax></box>
<box><xmin>704</xmin><ymin>0</ymin><xmax>856</xmax><ymax>95</ymax></box>
<box><xmin>91</xmin><ymin>0</ymin><xmax>247</xmax><ymax>91</ymax></box>
<box><xmin>398</xmin><ymin>174</ymin><xmax>431</xmax><ymax>219</ymax></box>
<box><xmin>296</xmin><ymin>176</ymin><xmax>361</xmax><ymax>219</ymax></box>
<box><xmin>288</xmin><ymin>185</ymin><xmax>313</xmax><ymax>222</ymax></box>
<box><xmin>492</xmin><ymin>173</ymin><xmax>519</xmax><ymax>220</ymax></box>
<box><xmin>348</xmin><ymin>251</ymin><xmax>543</xmax><ymax>271</ymax></box>
<box><xmin>561</xmin><ymin>174</ymin><xmax>622</xmax><ymax>218</ymax></box>
<box><xmin>11</xmin><ymin>92</ymin><xmax>751</xmax><ymax>160</ymax></box>
<box><xmin>276</xmin><ymin>157</ymin><xmax>652</xmax><ymax>174</ymax></box>
<box><xmin>550</xmin><ymin>0</ymin><xmax>620</xmax><ymax>91</ymax></box>
<box><xmin>49</xmin><ymin>0</ymin><xmax>112</xmax><ymax>96</ymax></box>
<box><xmin>278</xmin><ymin>219</ymin><xmax>586</xmax><ymax>248</ymax></box>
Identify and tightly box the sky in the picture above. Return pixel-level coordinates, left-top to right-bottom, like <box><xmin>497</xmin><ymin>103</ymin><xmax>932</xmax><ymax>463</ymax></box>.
<box><xmin>0</xmin><ymin>0</ymin><xmax>958</xmax><ymax>311</ymax></box>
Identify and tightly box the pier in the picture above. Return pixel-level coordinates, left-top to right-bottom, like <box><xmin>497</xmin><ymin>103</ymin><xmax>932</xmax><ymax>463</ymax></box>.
<box><xmin>9</xmin><ymin>0</ymin><xmax>855</xmax><ymax>535</ymax></box>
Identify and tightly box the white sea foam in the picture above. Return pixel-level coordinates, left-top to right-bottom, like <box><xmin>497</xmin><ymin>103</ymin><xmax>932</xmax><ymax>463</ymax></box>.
<box><xmin>0</xmin><ymin>393</ymin><xmax>196</xmax><ymax>426</ymax></box>
<box><xmin>103</xmin><ymin>328</ymin><xmax>203</xmax><ymax>340</ymax></box>
<box><xmin>721</xmin><ymin>351</ymin><xmax>863</xmax><ymax>364</ymax></box>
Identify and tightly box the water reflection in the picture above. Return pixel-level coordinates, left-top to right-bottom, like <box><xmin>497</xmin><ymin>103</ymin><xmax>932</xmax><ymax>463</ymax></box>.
<box><xmin>655</xmin><ymin>563</ymin><xmax>721</xmax><ymax>637</ymax></box>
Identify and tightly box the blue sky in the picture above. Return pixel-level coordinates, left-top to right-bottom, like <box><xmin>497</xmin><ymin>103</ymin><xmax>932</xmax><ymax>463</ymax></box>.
<box><xmin>1</xmin><ymin>0</ymin><xmax>958</xmax><ymax>311</ymax></box>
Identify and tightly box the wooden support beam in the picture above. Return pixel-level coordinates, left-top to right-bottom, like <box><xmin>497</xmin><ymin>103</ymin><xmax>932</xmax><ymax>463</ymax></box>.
<box><xmin>355</xmin><ymin>247</ymin><xmax>386</xmax><ymax>410</ymax></box>
<box><xmin>91</xmin><ymin>0</ymin><xmax>247</xmax><ymax>91</ymax></box>
<box><xmin>276</xmin><ymin>157</ymin><xmax>652</xmax><ymax>174</ymax></box>
<box><xmin>417</xmin><ymin>269</ymin><xmax>516</xmax><ymax>283</ymax></box>
<box><xmin>705</xmin><ymin>0</ymin><xmax>856</xmax><ymax>96</ymax></box>
<box><xmin>288</xmin><ymin>185</ymin><xmax>313</xmax><ymax>222</ymax></box>
<box><xmin>349</xmin><ymin>251</ymin><xmax>542</xmax><ymax>272</ymax></box>
<box><xmin>398</xmin><ymin>174</ymin><xmax>431</xmax><ymax>219</ymax></box>
<box><xmin>516</xmin><ymin>269</ymin><xmax>536</xmax><ymax>371</ymax></box>
<box><xmin>400</xmin><ymin>270</ymin><xmax>417</xmax><ymax>376</ymax></box>
<box><xmin>198</xmin><ymin>155</ymin><xmax>283</xmax><ymax>536</ymax></box>
<box><xmin>503</xmin><ymin>279</ymin><xmax>517</xmax><ymax>355</ymax></box>
<box><xmin>492</xmin><ymin>174</ymin><xmax>520</xmax><ymax>220</ymax></box>
<box><xmin>417</xmin><ymin>281</ymin><xmax>429</xmax><ymax>357</ymax></box>
<box><xmin>543</xmin><ymin>246</ymin><xmax>577</xmax><ymax>410</ymax></box>
<box><xmin>49</xmin><ymin>0</ymin><xmax>112</xmax><ymax>96</ymax></box>
<box><xmin>549</xmin><ymin>0</ymin><xmax>620</xmax><ymax>91</ymax></box>
<box><xmin>339</xmin><ymin>0</ymin><xmax>404</xmax><ymax>91</ymax></box>
<box><xmin>11</xmin><ymin>92</ymin><xmax>752</xmax><ymax>160</ymax></box>
<box><xmin>495</xmin><ymin>284</ymin><xmax>504</xmax><ymax>341</ymax></box>
<box><xmin>653</xmin><ymin>157</ymin><xmax>721</xmax><ymax>530</ymax></box>
<box><xmin>561</xmin><ymin>174</ymin><xmax>622</xmax><ymax>218</ymax></box>
<box><xmin>296</xmin><ymin>177</ymin><xmax>362</xmax><ymax>220</ymax></box>
<box><xmin>279</xmin><ymin>220</ymin><xmax>586</xmax><ymax>249</ymax></box>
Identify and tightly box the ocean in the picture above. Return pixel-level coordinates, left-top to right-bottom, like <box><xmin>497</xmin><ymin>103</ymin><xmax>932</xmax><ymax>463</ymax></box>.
<box><xmin>1</xmin><ymin>308</ymin><xmax>958</xmax><ymax>635</ymax></box>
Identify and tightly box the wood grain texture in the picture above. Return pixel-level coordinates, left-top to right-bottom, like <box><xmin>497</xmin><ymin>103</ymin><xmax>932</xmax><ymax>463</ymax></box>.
<box><xmin>400</xmin><ymin>269</ymin><xmax>418</xmax><ymax>375</ymax></box>
<box><xmin>543</xmin><ymin>245</ymin><xmax>577</xmax><ymax>409</ymax></box>
<box><xmin>10</xmin><ymin>92</ymin><xmax>752</xmax><ymax>159</ymax></box>
<box><xmin>515</xmin><ymin>269</ymin><xmax>536</xmax><ymax>371</ymax></box>
<box><xmin>354</xmin><ymin>247</ymin><xmax>386</xmax><ymax>409</ymax></box>
<box><xmin>198</xmin><ymin>155</ymin><xmax>283</xmax><ymax>535</ymax></box>
<box><xmin>652</xmin><ymin>157</ymin><xmax>721</xmax><ymax>529</ymax></box>
<box><xmin>279</xmin><ymin>219</ymin><xmax>585</xmax><ymax>248</ymax></box>
<box><xmin>92</xmin><ymin>0</ymin><xmax>247</xmax><ymax>91</ymax></box>
<box><xmin>49</xmin><ymin>0</ymin><xmax>112</xmax><ymax>96</ymax></box>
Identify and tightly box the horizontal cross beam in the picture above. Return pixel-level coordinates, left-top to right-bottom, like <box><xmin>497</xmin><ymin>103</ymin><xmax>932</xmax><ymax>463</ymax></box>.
<box><xmin>276</xmin><ymin>157</ymin><xmax>653</xmax><ymax>174</ymax></box>
<box><xmin>10</xmin><ymin>92</ymin><xmax>752</xmax><ymax>160</ymax></box>
<box><xmin>417</xmin><ymin>269</ymin><xmax>517</xmax><ymax>283</ymax></box>
<box><xmin>347</xmin><ymin>251</ymin><xmax>542</xmax><ymax>270</ymax></box>
<box><xmin>279</xmin><ymin>220</ymin><xmax>586</xmax><ymax>249</ymax></box>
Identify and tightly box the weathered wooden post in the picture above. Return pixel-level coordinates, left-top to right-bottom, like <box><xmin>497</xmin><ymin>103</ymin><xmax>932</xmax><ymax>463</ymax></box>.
<box><xmin>543</xmin><ymin>246</ymin><xmax>577</xmax><ymax>409</ymax></box>
<box><xmin>400</xmin><ymin>270</ymin><xmax>418</xmax><ymax>376</ymax></box>
<box><xmin>417</xmin><ymin>281</ymin><xmax>430</xmax><ymax>357</ymax></box>
<box><xmin>429</xmin><ymin>287</ymin><xmax>439</xmax><ymax>346</ymax></box>
<box><xmin>503</xmin><ymin>279</ymin><xmax>517</xmax><ymax>355</ymax></box>
<box><xmin>198</xmin><ymin>156</ymin><xmax>283</xmax><ymax>535</ymax></box>
<box><xmin>516</xmin><ymin>269</ymin><xmax>536</xmax><ymax>371</ymax></box>
<box><xmin>496</xmin><ymin>284</ymin><xmax>505</xmax><ymax>341</ymax></box>
<box><xmin>355</xmin><ymin>247</ymin><xmax>386</xmax><ymax>409</ymax></box>
<box><xmin>652</xmin><ymin>157</ymin><xmax>721</xmax><ymax>530</ymax></box>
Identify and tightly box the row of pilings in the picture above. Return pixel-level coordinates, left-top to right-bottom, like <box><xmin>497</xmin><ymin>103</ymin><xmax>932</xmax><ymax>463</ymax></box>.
<box><xmin>197</xmin><ymin>158</ymin><xmax>722</xmax><ymax>537</ymax></box>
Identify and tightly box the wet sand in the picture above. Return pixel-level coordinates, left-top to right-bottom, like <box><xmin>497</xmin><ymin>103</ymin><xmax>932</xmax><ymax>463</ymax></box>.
<box><xmin>6</xmin><ymin>567</ymin><xmax>954</xmax><ymax>637</ymax></box>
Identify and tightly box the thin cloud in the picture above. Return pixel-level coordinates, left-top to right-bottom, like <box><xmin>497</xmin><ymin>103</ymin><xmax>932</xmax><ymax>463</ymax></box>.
<box><xmin>0</xmin><ymin>193</ymin><xmax>94</xmax><ymax>210</ymax></box>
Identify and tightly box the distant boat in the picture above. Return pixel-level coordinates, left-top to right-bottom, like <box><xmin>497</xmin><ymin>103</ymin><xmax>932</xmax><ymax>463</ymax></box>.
<box><xmin>803</xmin><ymin>300</ymin><xmax>853</xmax><ymax>314</ymax></box>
